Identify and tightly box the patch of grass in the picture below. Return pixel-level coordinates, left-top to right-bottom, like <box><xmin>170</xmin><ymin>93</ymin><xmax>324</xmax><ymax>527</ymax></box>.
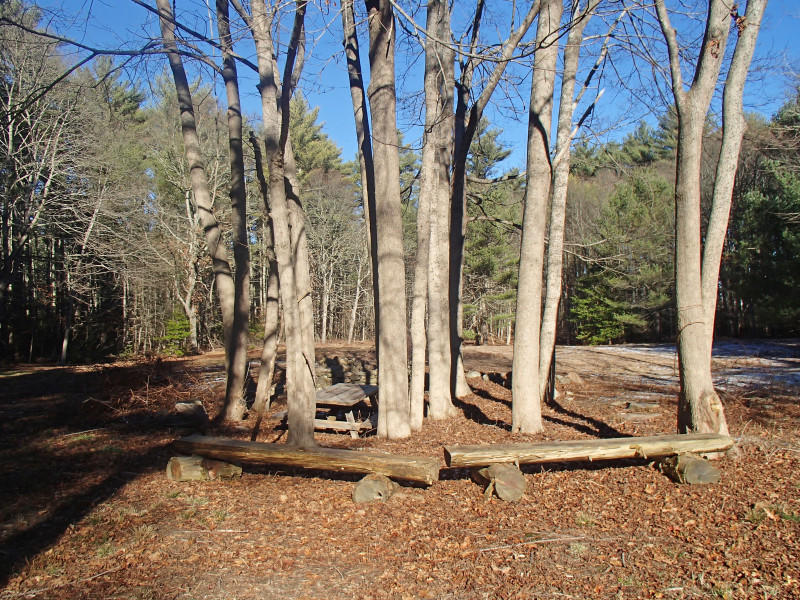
<box><xmin>181</xmin><ymin>508</ymin><xmax>197</xmax><ymax>520</ymax></box>
<box><xmin>567</xmin><ymin>542</ymin><xmax>587</xmax><ymax>556</ymax></box>
<box><xmin>131</xmin><ymin>524</ymin><xmax>156</xmax><ymax>544</ymax></box>
<box><xmin>96</xmin><ymin>540</ymin><xmax>116</xmax><ymax>558</ymax></box>
<box><xmin>746</xmin><ymin>503</ymin><xmax>800</xmax><ymax>523</ymax></box>
<box><xmin>68</xmin><ymin>433</ymin><xmax>96</xmax><ymax>443</ymax></box>
<box><xmin>212</xmin><ymin>509</ymin><xmax>229</xmax><ymax>523</ymax></box>
<box><xmin>574</xmin><ymin>512</ymin><xmax>596</xmax><ymax>527</ymax></box>
<box><xmin>186</xmin><ymin>495</ymin><xmax>209</xmax><ymax>506</ymax></box>
<box><xmin>617</xmin><ymin>574</ymin><xmax>637</xmax><ymax>586</ymax></box>
<box><xmin>166</xmin><ymin>491</ymin><xmax>183</xmax><ymax>499</ymax></box>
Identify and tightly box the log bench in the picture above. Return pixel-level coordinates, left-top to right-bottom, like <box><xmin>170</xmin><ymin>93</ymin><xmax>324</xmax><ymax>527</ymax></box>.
<box><xmin>444</xmin><ymin>433</ymin><xmax>733</xmax><ymax>468</ymax></box>
<box><xmin>173</xmin><ymin>435</ymin><xmax>440</xmax><ymax>485</ymax></box>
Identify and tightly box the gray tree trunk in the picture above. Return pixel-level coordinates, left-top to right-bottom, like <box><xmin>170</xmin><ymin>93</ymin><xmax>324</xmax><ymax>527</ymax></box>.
<box><xmin>449</xmin><ymin>0</ymin><xmax>540</xmax><ymax>401</ymax></box>
<box><xmin>243</xmin><ymin>0</ymin><xmax>316</xmax><ymax>446</ymax></box>
<box><xmin>538</xmin><ymin>1</ymin><xmax>598</xmax><ymax>402</ymax></box>
<box><xmin>655</xmin><ymin>0</ymin><xmax>764</xmax><ymax>435</ymax></box>
<box><xmin>249</xmin><ymin>132</ymin><xmax>280</xmax><ymax>441</ymax></box>
<box><xmin>341</xmin><ymin>0</ymin><xmax>380</xmax><ymax>349</ymax></box>
<box><xmin>366</xmin><ymin>0</ymin><xmax>411</xmax><ymax>439</ymax></box>
<box><xmin>217</xmin><ymin>0</ymin><xmax>250</xmax><ymax>421</ymax></box>
<box><xmin>512</xmin><ymin>0</ymin><xmax>563</xmax><ymax>434</ymax></box>
<box><xmin>156</xmin><ymin>0</ymin><xmax>235</xmax><ymax>370</ymax></box>
<box><xmin>423</xmin><ymin>0</ymin><xmax>456</xmax><ymax>421</ymax></box>
<box><xmin>700</xmin><ymin>0</ymin><xmax>767</xmax><ymax>356</ymax></box>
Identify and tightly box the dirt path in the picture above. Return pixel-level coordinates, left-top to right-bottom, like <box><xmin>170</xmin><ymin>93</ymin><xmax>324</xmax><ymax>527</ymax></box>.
<box><xmin>1</xmin><ymin>342</ymin><xmax>798</xmax><ymax>600</ymax></box>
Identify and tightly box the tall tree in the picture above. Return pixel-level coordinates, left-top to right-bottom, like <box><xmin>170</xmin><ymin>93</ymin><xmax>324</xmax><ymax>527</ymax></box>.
<box><xmin>216</xmin><ymin>0</ymin><xmax>250</xmax><ymax>421</ymax></box>
<box><xmin>155</xmin><ymin>0</ymin><xmax>237</xmax><ymax>379</ymax></box>
<box><xmin>365</xmin><ymin>0</ymin><xmax>411</xmax><ymax>438</ymax></box>
<box><xmin>512</xmin><ymin>0</ymin><xmax>563</xmax><ymax>434</ymax></box>
<box><xmin>655</xmin><ymin>0</ymin><xmax>767</xmax><ymax>434</ymax></box>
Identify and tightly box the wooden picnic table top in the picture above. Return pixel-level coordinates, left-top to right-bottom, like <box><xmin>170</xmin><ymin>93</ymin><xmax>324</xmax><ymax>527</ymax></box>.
<box><xmin>315</xmin><ymin>383</ymin><xmax>379</xmax><ymax>408</ymax></box>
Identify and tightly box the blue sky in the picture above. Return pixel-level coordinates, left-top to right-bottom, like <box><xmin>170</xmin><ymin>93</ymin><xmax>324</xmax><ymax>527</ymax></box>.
<box><xmin>42</xmin><ymin>0</ymin><xmax>800</xmax><ymax>170</ymax></box>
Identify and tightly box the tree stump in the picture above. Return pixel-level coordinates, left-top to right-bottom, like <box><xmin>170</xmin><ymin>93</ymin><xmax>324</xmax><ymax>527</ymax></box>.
<box><xmin>166</xmin><ymin>456</ymin><xmax>242</xmax><ymax>482</ymax></box>
<box><xmin>659</xmin><ymin>453</ymin><xmax>720</xmax><ymax>485</ymax></box>
<box><xmin>352</xmin><ymin>474</ymin><xmax>399</xmax><ymax>503</ymax></box>
<box><xmin>472</xmin><ymin>463</ymin><xmax>527</xmax><ymax>502</ymax></box>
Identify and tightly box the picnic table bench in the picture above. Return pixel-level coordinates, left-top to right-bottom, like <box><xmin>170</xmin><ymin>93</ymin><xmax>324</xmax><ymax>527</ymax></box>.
<box><xmin>272</xmin><ymin>383</ymin><xmax>379</xmax><ymax>438</ymax></box>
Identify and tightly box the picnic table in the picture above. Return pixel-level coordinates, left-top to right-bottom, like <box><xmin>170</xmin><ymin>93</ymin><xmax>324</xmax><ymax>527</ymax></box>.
<box><xmin>272</xmin><ymin>383</ymin><xmax>379</xmax><ymax>438</ymax></box>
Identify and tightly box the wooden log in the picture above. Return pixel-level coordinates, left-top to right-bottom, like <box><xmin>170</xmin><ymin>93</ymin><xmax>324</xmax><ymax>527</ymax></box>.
<box><xmin>174</xmin><ymin>435</ymin><xmax>440</xmax><ymax>485</ymax></box>
<box><xmin>444</xmin><ymin>433</ymin><xmax>733</xmax><ymax>468</ymax></box>
<box><xmin>659</xmin><ymin>453</ymin><xmax>721</xmax><ymax>485</ymax></box>
<box><xmin>166</xmin><ymin>455</ymin><xmax>242</xmax><ymax>481</ymax></box>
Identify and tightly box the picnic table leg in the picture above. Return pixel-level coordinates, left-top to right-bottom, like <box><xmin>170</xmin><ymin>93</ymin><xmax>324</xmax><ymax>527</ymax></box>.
<box><xmin>345</xmin><ymin>411</ymin><xmax>359</xmax><ymax>439</ymax></box>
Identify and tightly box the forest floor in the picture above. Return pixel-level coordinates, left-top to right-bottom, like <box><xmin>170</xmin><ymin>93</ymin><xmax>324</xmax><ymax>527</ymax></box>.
<box><xmin>0</xmin><ymin>340</ymin><xmax>798</xmax><ymax>600</ymax></box>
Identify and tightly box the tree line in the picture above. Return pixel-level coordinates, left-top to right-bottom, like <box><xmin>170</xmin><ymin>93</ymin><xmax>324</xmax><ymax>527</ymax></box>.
<box><xmin>2</xmin><ymin>0</ymin><xmax>791</xmax><ymax>443</ymax></box>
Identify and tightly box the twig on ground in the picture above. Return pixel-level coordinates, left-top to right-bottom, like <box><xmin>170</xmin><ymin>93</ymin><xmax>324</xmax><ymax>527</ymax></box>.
<box><xmin>2</xmin><ymin>566</ymin><xmax>125</xmax><ymax>598</ymax></box>
<box><xmin>480</xmin><ymin>535</ymin><xmax>587</xmax><ymax>552</ymax></box>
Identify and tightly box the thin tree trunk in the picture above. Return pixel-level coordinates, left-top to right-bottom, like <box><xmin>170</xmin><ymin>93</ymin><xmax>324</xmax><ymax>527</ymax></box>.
<box><xmin>538</xmin><ymin>1</ymin><xmax>600</xmax><ymax>401</ymax></box>
<box><xmin>512</xmin><ymin>0</ymin><xmax>563</xmax><ymax>434</ymax></box>
<box><xmin>450</xmin><ymin>0</ymin><xmax>540</xmax><ymax>400</ymax></box>
<box><xmin>422</xmin><ymin>0</ymin><xmax>456</xmax><ymax>421</ymax></box>
<box><xmin>156</xmin><ymin>0</ymin><xmax>235</xmax><ymax>369</ymax></box>
<box><xmin>217</xmin><ymin>0</ymin><xmax>250</xmax><ymax>420</ymax></box>
<box><xmin>366</xmin><ymin>0</ymin><xmax>410</xmax><ymax>439</ymax></box>
<box><xmin>249</xmin><ymin>131</ymin><xmax>280</xmax><ymax>440</ymax></box>
<box><xmin>700</xmin><ymin>0</ymin><xmax>767</xmax><ymax>355</ymax></box>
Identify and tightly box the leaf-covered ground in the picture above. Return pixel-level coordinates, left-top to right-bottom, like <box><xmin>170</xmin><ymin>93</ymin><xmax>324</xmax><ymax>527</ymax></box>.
<box><xmin>1</xmin><ymin>341</ymin><xmax>798</xmax><ymax>600</ymax></box>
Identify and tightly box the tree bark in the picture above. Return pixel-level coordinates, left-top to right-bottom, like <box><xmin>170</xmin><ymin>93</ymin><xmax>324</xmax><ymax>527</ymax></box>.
<box><xmin>341</xmin><ymin>0</ymin><xmax>380</xmax><ymax>350</ymax></box>
<box><xmin>156</xmin><ymin>0</ymin><xmax>235</xmax><ymax>371</ymax></box>
<box><xmin>242</xmin><ymin>0</ymin><xmax>316</xmax><ymax>446</ymax></box>
<box><xmin>365</xmin><ymin>0</ymin><xmax>411</xmax><ymax>439</ymax></box>
<box><xmin>655</xmin><ymin>0</ymin><xmax>756</xmax><ymax>435</ymax></box>
<box><xmin>249</xmin><ymin>132</ymin><xmax>280</xmax><ymax>441</ymax></box>
<box><xmin>445</xmin><ymin>433</ymin><xmax>733</xmax><ymax>468</ymax></box>
<box><xmin>449</xmin><ymin>0</ymin><xmax>540</xmax><ymax>401</ymax></box>
<box><xmin>422</xmin><ymin>0</ymin><xmax>456</xmax><ymax>421</ymax></box>
<box><xmin>512</xmin><ymin>0</ymin><xmax>563</xmax><ymax>434</ymax></box>
<box><xmin>700</xmin><ymin>0</ymin><xmax>767</xmax><ymax>354</ymax></box>
<box><xmin>217</xmin><ymin>0</ymin><xmax>250</xmax><ymax>421</ymax></box>
<box><xmin>538</xmin><ymin>2</ymin><xmax>597</xmax><ymax>402</ymax></box>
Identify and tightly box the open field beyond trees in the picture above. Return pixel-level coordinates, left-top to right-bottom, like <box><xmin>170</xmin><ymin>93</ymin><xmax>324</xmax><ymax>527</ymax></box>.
<box><xmin>1</xmin><ymin>341</ymin><xmax>798</xmax><ymax>600</ymax></box>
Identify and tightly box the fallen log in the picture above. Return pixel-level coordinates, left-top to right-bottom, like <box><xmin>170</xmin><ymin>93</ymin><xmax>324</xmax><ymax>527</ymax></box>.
<box><xmin>659</xmin><ymin>453</ymin><xmax>721</xmax><ymax>485</ymax></box>
<box><xmin>444</xmin><ymin>433</ymin><xmax>733</xmax><ymax>468</ymax></box>
<box><xmin>166</xmin><ymin>456</ymin><xmax>242</xmax><ymax>481</ymax></box>
<box><xmin>174</xmin><ymin>435</ymin><xmax>440</xmax><ymax>485</ymax></box>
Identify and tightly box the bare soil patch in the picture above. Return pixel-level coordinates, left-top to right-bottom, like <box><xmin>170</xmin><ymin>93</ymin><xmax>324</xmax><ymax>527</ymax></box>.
<box><xmin>1</xmin><ymin>341</ymin><xmax>798</xmax><ymax>599</ymax></box>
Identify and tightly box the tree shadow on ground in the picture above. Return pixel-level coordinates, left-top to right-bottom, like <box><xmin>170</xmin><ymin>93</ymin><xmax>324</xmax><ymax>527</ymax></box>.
<box><xmin>544</xmin><ymin>397</ymin><xmax>627</xmax><ymax>438</ymax></box>
<box><xmin>0</xmin><ymin>361</ymin><xmax>204</xmax><ymax>585</ymax></box>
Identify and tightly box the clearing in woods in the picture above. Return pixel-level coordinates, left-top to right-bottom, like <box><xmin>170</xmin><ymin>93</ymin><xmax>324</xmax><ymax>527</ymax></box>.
<box><xmin>0</xmin><ymin>340</ymin><xmax>798</xmax><ymax>599</ymax></box>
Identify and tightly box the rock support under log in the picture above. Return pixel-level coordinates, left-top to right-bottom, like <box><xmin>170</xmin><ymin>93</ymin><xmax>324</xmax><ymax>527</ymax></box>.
<box><xmin>444</xmin><ymin>434</ymin><xmax>733</xmax><ymax>468</ymax></box>
<box><xmin>166</xmin><ymin>455</ymin><xmax>242</xmax><ymax>481</ymax></box>
<box><xmin>174</xmin><ymin>435</ymin><xmax>440</xmax><ymax>485</ymax></box>
<box><xmin>659</xmin><ymin>453</ymin><xmax>721</xmax><ymax>485</ymax></box>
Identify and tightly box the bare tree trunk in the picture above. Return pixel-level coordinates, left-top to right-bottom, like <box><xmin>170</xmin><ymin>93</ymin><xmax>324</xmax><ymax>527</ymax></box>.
<box><xmin>249</xmin><ymin>132</ymin><xmax>279</xmax><ymax>440</ymax></box>
<box><xmin>239</xmin><ymin>0</ymin><xmax>316</xmax><ymax>446</ymax></box>
<box><xmin>342</xmin><ymin>0</ymin><xmax>380</xmax><ymax>349</ymax></box>
<box><xmin>700</xmin><ymin>0</ymin><xmax>767</xmax><ymax>355</ymax></box>
<box><xmin>366</xmin><ymin>0</ymin><xmax>410</xmax><ymax>439</ymax></box>
<box><xmin>348</xmin><ymin>254</ymin><xmax>364</xmax><ymax>344</ymax></box>
<box><xmin>156</xmin><ymin>0</ymin><xmax>235</xmax><ymax>371</ymax></box>
<box><xmin>512</xmin><ymin>0</ymin><xmax>562</xmax><ymax>434</ymax></box>
<box><xmin>423</xmin><ymin>0</ymin><xmax>456</xmax><ymax>421</ymax></box>
<box><xmin>217</xmin><ymin>0</ymin><xmax>250</xmax><ymax>421</ymax></box>
<box><xmin>655</xmin><ymin>0</ymin><xmax>745</xmax><ymax>435</ymax></box>
<box><xmin>538</xmin><ymin>1</ymin><xmax>600</xmax><ymax>402</ymax></box>
<box><xmin>449</xmin><ymin>0</ymin><xmax>540</xmax><ymax>400</ymax></box>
